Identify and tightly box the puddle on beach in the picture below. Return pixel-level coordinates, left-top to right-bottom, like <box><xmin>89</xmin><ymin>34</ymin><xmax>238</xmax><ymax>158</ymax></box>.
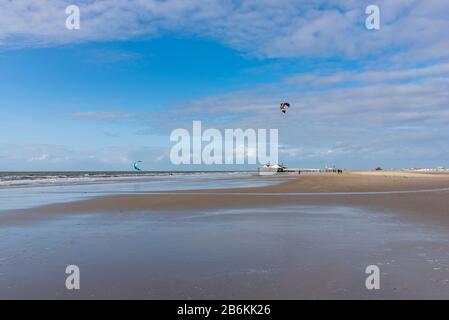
<box><xmin>0</xmin><ymin>205</ymin><xmax>448</xmax><ymax>299</ymax></box>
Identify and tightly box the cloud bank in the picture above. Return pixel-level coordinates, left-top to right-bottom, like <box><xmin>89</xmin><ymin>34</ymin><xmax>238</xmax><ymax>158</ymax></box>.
<box><xmin>1</xmin><ymin>0</ymin><xmax>448</xmax><ymax>61</ymax></box>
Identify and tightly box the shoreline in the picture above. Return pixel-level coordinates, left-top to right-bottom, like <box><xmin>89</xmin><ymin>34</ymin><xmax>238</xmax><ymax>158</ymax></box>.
<box><xmin>2</xmin><ymin>171</ymin><xmax>449</xmax><ymax>227</ymax></box>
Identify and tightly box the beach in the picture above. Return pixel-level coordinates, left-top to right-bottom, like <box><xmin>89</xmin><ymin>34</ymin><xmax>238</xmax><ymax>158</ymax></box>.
<box><xmin>1</xmin><ymin>171</ymin><xmax>449</xmax><ymax>299</ymax></box>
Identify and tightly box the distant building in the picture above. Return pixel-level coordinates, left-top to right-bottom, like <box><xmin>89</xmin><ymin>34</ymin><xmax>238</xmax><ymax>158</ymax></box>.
<box><xmin>258</xmin><ymin>163</ymin><xmax>286</xmax><ymax>175</ymax></box>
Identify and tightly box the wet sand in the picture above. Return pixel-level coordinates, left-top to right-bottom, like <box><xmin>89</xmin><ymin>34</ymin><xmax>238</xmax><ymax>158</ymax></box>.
<box><xmin>3</xmin><ymin>171</ymin><xmax>449</xmax><ymax>227</ymax></box>
<box><xmin>1</xmin><ymin>171</ymin><xmax>449</xmax><ymax>299</ymax></box>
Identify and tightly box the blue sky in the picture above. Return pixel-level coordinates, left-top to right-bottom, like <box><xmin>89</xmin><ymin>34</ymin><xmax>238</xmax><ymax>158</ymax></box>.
<box><xmin>0</xmin><ymin>0</ymin><xmax>449</xmax><ymax>171</ymax></box>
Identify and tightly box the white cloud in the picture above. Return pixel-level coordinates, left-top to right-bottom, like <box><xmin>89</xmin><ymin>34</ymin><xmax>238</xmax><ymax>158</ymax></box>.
<box><xmin>122</xmin><ymin>60</ymin><xmax>448</xmax><ymax>168</ymax></box>
<box><xmin>0</xmin><ymin>142</ymin><xmax>175</xmax><ymax>170</ymax></box>
<box><xmin>150</xmin><ymin>75</ymin><xmax>448</xmax><ymax>133</ymax></box>
<box><xmin>27</xmin><ymin>153</ymin><xmax>49</xmax><ymax>162</ymax></box>
<box><xmin>70</xmin><ymin>111</ymin><xmax>132</xmax><ymax>119</ymax></box>
<box><xmin>285</xmin><ymin>63</ymin><xmax>449</xmax><ymax>87</ymax></box>
<box><xmin>1</xmin><ymin>0</ymin><xmax>449</xmax><ymax>62</ymax></box>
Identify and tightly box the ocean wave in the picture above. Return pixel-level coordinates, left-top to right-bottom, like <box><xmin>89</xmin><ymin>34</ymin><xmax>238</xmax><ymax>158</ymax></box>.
<box><xmin>0</xmin><ymin>171</ymin><xmax>254</xmax><ymax>188</ymax></box>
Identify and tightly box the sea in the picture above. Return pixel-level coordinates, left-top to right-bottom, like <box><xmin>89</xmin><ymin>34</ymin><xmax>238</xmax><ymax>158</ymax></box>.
<box><xmin>0</xmin><ymin>171</ymin><xmax>280</xmax><ymax>211</ymax></box>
